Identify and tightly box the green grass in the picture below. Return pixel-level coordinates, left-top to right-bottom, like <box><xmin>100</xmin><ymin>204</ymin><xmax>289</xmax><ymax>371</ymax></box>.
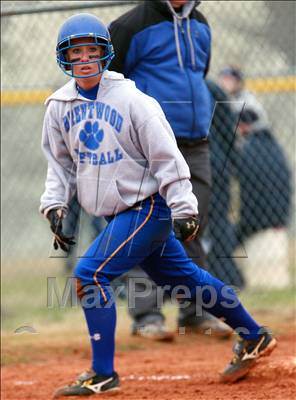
<box><xmin>2</xmin><ymin>254</ymin><xmax>295</xmax><ymax>368</ymax></box>
<box><xmin>239</xmin><ymin>287</ymin><xmax>296</xmax><ymax>311</ymax></box>
<box><xmin>2</xmin><ymin>258</ymin><xmax>78</xmax><ymax>330</ymax></box>
<box><xmin>2</xmin><ymin>258</ymin><xmax>295</xmax><ymax>334</ymax></box>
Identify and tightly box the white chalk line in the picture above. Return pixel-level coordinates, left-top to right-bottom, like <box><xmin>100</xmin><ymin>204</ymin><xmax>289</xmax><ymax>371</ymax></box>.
<box><xmin>122</xmin><ymin>375</ymin><xmax>191</xmax><ymax>381</ymax></box>
<box><xmin>14</xmin><ymin>375</ymin><xmax>191</xmax><ymax>386</ymax></box>
<box><xmin>13</xmin><ymin>358</ymin><xmax>296</xmax><ymax>386</ymax></box>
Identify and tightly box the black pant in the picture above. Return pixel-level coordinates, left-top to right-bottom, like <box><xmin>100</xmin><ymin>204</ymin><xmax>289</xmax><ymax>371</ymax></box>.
<box><xmin>126</xmin><ymin>141</ymin><xmax>212</xmax><ymax>326</ymax></box>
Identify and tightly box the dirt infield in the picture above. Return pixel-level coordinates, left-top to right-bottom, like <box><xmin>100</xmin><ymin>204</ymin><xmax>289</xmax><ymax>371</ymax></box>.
<box><xmin>2</xmin><ymin>326</ymin><xmax>296</xmax><ymax>400</ymax></box>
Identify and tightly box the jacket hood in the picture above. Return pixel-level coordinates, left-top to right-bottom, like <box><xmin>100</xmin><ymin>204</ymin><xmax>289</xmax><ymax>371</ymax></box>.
<box><xmin>149</xmin><ymin>1</ymin><xmax>200</xmax><ymax>18</ymax></box>
<box><xmin>165</xmin><ymin>1</ymin><xmax>199</xmax><ymax>18</ymax></box>
<box><xmin>45</xmin><ymin>70</ymin><xmax>129</xmax><ymax>104</ymax></box>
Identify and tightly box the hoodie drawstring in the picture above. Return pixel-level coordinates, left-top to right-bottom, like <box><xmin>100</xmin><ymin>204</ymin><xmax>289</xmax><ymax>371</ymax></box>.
<box><xmin>166</xmin><ymin>0</ymin><xmax>197</xmax><ymax>70</ymax></box>
<box><xmin>186</xmin><ymin>17</ymin><xmax>196</xmax><ymax>70</ymax></box>
<box><xmin>173</xmin><ymin>16</ymin><xmax>184</xmax><ymax>69</ymax></box>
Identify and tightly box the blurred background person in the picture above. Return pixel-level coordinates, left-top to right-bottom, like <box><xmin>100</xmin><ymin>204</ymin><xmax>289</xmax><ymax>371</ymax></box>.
<box><xmin>218</xmin><ymin>64</ymin><xmax>291</xmax><ymax>241</ymax></box>
<box><xmin>204</xmin><ymin>79</ymin><xmax>245</xmax><ymax>289</ymax></box>
<box><xmin>231</xmin><ymin>104</ymin><xmax>292</xmax><ymax>288</ymax></box>
<box><xmin>218</xmin><ymin>65</ymin><xmax>292</xmax><ymax>279</ymax></box>
<box><xmin>233</xmin><ymin>106</ymin><xmax>292</xmax><ymax>245</ymax></box>
<box><xmin>218</xmin><ymin>65</ymin><xmax>269</xmax><ymax>125</ymax></box>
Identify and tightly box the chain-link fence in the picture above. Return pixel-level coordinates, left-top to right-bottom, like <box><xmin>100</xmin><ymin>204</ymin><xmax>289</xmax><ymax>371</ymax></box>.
<box><xmin>1</xmin><ymin>1</ymin><xmax>295</xmax><ymax>289</ymax></box>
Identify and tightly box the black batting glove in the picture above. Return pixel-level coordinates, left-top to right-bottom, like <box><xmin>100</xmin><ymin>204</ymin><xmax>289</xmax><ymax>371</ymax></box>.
<box><xmin>173</xmin><ymin>216</ymin><xmax>200</xmax><ymax>243</ymax></box>
<box><xmin>46</xmin><ymin>208</ymin><xmax>76</xmax><ymax>252</ymax></box>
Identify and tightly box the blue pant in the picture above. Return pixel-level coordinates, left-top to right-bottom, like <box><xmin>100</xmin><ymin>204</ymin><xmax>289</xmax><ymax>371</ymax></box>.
<box><xmin>75</xmin><ymin>193</ymin><xmax>260</xmax><ymax>376</ymax></box>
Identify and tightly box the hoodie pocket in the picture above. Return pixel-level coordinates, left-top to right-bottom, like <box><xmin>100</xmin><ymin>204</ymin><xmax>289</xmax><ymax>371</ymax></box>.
<box><xmin>77</xmin><ymin>176</ymin><xmax>130</xmax><ymax>217</ymax></box>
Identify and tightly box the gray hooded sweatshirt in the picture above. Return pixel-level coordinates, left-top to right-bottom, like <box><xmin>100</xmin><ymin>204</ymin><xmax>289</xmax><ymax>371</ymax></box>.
<box><xmin>40</xmin><ymin>70</ymin><xmax>198</xmax><ymax>218</ymax></box>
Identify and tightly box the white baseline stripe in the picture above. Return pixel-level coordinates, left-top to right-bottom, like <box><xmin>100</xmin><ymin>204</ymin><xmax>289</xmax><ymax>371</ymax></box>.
<box><xmin>122</xmin><ymin>375</ymin><xmax>191</xmax><ymax>381</ymax></box>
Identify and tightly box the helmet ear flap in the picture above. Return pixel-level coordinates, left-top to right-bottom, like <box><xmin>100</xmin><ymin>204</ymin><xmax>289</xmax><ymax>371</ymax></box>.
<box><xmin>100</xmin><ymin>42</ymin><xmax>114</xmax><ymax>69</ymax></box>
<box><xmin>62</xmin><ymin>50</ymin><xmax>73</xmax><ymax>71</ymax></box>
<box><xmin>56</xmin><ymin>39</ymin><xmax>71</xmax><ymax>71</ymax></box>
<box><xmin>59</xmin><ymin>51</ymin><xmax>70</xmax><ymax>71</ymax></box>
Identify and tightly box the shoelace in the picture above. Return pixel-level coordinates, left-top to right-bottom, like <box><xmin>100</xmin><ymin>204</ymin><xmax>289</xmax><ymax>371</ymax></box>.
<box><xmin>231</xmin><ymin>335</ymin><xmax>266</xmax><ymax>364</ymax></box>
<box><xmin>81</xmin><ymin>379</ymin><xmax>94</xmax><ymax>387</ymax></box>
<box><xmin>73</xmin><ymin>369</ymin><xmax>95</xmax><ymax>385</ymax></box>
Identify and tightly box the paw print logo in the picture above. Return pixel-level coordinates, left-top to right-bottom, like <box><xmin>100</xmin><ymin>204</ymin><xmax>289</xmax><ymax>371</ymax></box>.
<box><xmin>79</xmin><ymin>121</ymin><xmax>104</xmax><ymax>150</ymax></box>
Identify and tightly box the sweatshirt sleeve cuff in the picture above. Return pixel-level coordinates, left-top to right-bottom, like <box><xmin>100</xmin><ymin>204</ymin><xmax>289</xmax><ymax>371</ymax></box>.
<box><xmin>40</xmin><ymin>203</ymin><xmax>68</xmax><ymax>218</ymax></box>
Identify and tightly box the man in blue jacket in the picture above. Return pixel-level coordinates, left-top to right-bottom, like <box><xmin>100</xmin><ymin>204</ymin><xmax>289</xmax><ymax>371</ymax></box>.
<box><xmin>109</xmin><ymin>0</ymin><xmax>232</xmax><ymax>339</ymax></box>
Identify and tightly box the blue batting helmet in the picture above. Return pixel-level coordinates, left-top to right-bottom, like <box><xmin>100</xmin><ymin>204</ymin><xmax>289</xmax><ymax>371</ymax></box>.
<box><xmin>56</xmin><ymin>13</ymin><xmax>114</xmax><ymax>78</ymax></box>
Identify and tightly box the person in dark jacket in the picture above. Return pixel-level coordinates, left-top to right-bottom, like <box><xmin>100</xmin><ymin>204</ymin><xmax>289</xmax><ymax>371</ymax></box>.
<box><xmin>108</xmin><ymin>0</ymin><xmax>232</xmax><ymax>339</ymax></box>
<box><xmin>205</xmin><ymin>80</ymin><xmax>246</xmax><ymax>289</ymax></box>
<box><xmin>172</xmin><ymin>80</ymin><xmax>247</xmax><ymax>329</ymax></box>
<box><xmin>234</xmin><ymin>107</ymin><xmax>292</xmax><ymax>243</ymax></box>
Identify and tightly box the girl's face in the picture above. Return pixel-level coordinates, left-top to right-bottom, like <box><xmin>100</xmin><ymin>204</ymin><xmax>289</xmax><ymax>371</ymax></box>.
<box><xmin>67</xmin><ymin>37</ymin><xmax>103</xmax><ymax>78</ymax></box>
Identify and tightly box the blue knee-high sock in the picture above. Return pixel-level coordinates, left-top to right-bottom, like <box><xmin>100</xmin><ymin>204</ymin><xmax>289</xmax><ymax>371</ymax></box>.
<box><xmin>81</xmin><ymin>288</ymin><xmax>116</xmax><ymax>376</ymax></box>
<box><xmin>193</xmin><ymin>269</ymin><xmax>262</xmax><ymax>340</ymax></box>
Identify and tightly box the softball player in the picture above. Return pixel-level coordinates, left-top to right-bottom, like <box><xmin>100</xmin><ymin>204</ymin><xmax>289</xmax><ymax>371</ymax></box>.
<box><xmin>40</xmin><ymin>14</ymin><xmax>276</xmax><ymax>397</ymax></box>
